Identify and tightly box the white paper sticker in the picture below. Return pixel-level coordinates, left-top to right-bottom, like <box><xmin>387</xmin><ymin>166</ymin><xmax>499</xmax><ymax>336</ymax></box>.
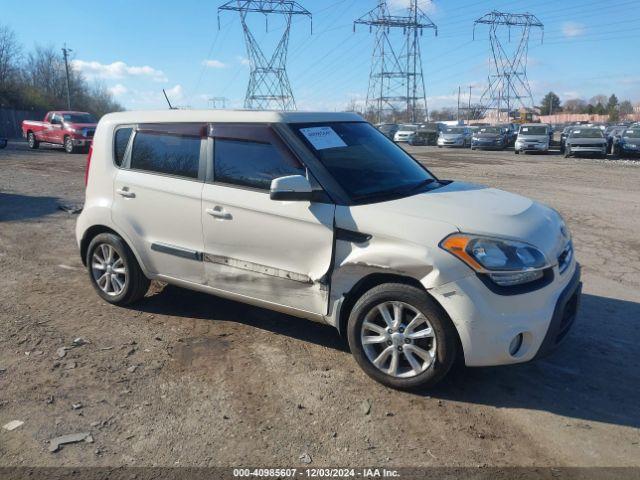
<box><xmin>300</xmin><ymin>127</ymin><xmax>347</xmax><ymax>150</ymax></box>
<box><xmin>574</xmin><ymin>130</ymin><xmax>581</xmax><ymax>134</ymax></box>
<box><xmin>522</xmin><ymin>127</ymin><xmax>529</xmax><ymax>132</ymax></box>
<box><xmin>628</xmin><ymin>130</ymin><xmax>634</xmax><ymax>133</ymax></box>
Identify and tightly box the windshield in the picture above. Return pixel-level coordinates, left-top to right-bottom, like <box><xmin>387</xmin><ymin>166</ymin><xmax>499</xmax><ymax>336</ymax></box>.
<box><xmin>62</xmin><ymin>113</ymin><xmax>97</xmax><ymax>123</ymax></box>
<box><xmin>519</xmin><ymin>126</ymin><xmax>548</xmax><ymax>135</ymax></box>
<box><xmin>478</xmin><ymin>127</ymin><xmax>501</xmax><ymax>134</ymax></box>
<box><xmin>623</xmin><ymin>129</ymin><xmax>640</xmax><ymax>139</ymax></box>
<box><xmin>570</xmin><ymin>129</ymin><xmax>604</xmax><ymax>138</ymax></box>
<box><xmin>398</xmin><ymin>124</ymin><xmax>417</xmax><ymax>132</ymax></box>
<box><xmin>291</xmin><ymin>122</ymin><xmax>435</xmax><ymax>202</ymax></box>
<box><xmin>444</xmin><ymin>127</ymin><xmax>465</xmax><ymax>134</ymax></box>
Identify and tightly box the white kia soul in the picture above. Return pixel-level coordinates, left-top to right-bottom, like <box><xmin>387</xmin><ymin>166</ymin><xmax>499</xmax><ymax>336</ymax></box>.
<box><xmin>77</xmin><ymin>110</ymin><xmax>581</xmax><ymax>390</ymax></box>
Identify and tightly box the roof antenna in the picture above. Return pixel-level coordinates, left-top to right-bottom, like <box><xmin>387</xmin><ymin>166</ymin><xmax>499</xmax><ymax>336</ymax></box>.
<box><xmin>162</xmin><ymin>89</ymin><xmax>176</xmax><ymax>109</ymax></box>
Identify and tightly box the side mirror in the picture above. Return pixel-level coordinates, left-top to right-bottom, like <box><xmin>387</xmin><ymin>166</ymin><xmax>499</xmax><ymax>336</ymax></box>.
<box><xmin>270</xmin><ymin>175</ymin><xmax>313</xmax><ymax>201</ymax></box>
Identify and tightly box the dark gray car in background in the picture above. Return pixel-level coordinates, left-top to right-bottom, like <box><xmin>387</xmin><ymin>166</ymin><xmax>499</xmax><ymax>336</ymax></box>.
<box><xmin>471</xmin><ymin>126</ymin><xmax>508</xmax><ymax>150</ymax></box>
<box><xmin>564</xmin><ymin>127</ymin><xmax>607</xmax><ymax>159</ymax></box>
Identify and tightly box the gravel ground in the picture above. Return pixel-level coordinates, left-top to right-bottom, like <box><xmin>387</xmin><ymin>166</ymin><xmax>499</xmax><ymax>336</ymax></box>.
<box><xmin>1</xmin><ymin>141</ymin><xmax>639</xmax><ymax>469</ymax></box>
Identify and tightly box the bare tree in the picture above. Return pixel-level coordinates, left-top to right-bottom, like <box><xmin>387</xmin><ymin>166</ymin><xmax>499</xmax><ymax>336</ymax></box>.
<box><xmin>563</xmin><ymin>98</ymin><xmax>587</xmax><ymax>113</ymax></box>
<box><xmin>0</xmin><ymin>25</ymin><xmax>22</xmax><ymax>99</ymax></box>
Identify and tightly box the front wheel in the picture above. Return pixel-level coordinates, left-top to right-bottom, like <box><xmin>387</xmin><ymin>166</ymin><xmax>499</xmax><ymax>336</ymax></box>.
<box><xmin>564</xmin><ymin>146</ymin><xmax>572</xmax><ymax>158</ymax></box>
<box><xmin>64</xmin><ymin>136</ymin><xmax>76</xmax><ymax>154</ymax></box>
<box><xmin>86</xmin><ymin>233</ymin><xmax>150</xmax><ymax>305</ymax></box>
<box><xmin>347</xmin><ymin>283</ymin><xmax>458</xmax><ymax>390</ymax></box>
<box><xmin>27</xmin><ymin>132</ymin><xmax>39</xmax><ymax>149</ymax></box>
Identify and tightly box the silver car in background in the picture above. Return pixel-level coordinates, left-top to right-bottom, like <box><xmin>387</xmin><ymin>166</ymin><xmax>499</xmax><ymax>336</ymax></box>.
<box><xmin>514</xmin><ymin>124</ymin><xmax>550</xmax><ymax>154</ymax></box>
<box><xmin>393</xmin><ymin>124</ymin><xmax>418</xmax><ymax>143</ymax></box>
<box><xmin>437</xmin><ymin>126</ymin><xmax>472</xmax><ymax>148</ymax></box>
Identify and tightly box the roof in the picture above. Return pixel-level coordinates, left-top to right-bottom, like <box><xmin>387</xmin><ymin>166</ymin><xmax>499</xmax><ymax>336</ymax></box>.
<box><xmin>100</xmin><ymin>109</ymin><xmax>364</xmax><ymax>125</ymax></box>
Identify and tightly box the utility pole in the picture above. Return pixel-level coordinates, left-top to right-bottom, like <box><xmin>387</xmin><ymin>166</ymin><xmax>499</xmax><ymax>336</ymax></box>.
<box><xmin>218</xmin><ymin>1</ymin><xmax>311</xmax><ymax>111</ymax></box>
<box><xmin>457</xmin><ymin>86</ymin><xmax>461</xmax><ymax>123</ymax></box>
<box><xmin>467</xmin><ymin>85</ymin><xmax>472</xmax><ymax>124</ymax></box>
<box><xmin>473</xmin><ymin>11</ymin><xmax>543</xmax><ymax>122</ymax></box>
<box><xmin>61</xmin><ymin>44</ymin><xmax>72</xmax><ymax>110</ymax></box>
<box><xmin>355</xmin><ymin>0</ymin><xmax>437</xmax><ymax>124</ymax></box>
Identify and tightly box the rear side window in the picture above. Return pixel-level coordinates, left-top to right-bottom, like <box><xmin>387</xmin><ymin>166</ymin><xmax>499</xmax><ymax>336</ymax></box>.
<box><xmin>130</xmin><ymin>131</ymin><xmax>201</xmax><ymax>179</ymax></box>
<box><xmin>212</xmin><ymin>125</ymin><xmax>305</xmax><ymax>190</ymax></box>
<box><xmin>114</xmin><ymin>127</ymin><xmax>133</xmax><ymax>166</ymax></box>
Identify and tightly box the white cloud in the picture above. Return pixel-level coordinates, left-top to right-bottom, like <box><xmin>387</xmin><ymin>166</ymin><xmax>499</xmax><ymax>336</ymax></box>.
<box><xmin>108</xmin><ymin>84</ymin><xmax>128</xmax><ymax>96</ymax></box>
<box><xmin>71</xmin><ymin>60</ymin><xmax>168</xmax><ymax>82</ymax></box>
<box><xmin>562</xmin><ymin>22</ymin><xmax>586</xmax><ymax>38</ymax></box>
<box><xmin>202</xmin><ymin>59</ymin><xmax>227</xmax><ymax>69</ymax></box>
<box><xmin>164</xmin><ymin>84</ymin><xmax>184</xmax><ymax>101</ymax></box>
<box><xmin>387</xmin><ymin>0</ymin><xmax>436</xmax><ymax>14</ymax></box>
<box><xmin>237</xmin><ymin>56</ymin><xmax>251</xmax><ymax>67</ymax></box>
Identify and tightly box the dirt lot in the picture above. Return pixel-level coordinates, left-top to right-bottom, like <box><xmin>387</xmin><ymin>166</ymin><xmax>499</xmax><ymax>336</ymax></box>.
<box><xmin>1</xmin><ymin>141</ymin><xmax>639</xmax><ymax>469</ymax></box>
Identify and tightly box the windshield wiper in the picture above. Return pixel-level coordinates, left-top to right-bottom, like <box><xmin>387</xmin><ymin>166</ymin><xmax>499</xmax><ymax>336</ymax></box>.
<box><xmin>403</xmin><ymin>178</ymin><xmax>437</xmax><ymax>195</ymax></box>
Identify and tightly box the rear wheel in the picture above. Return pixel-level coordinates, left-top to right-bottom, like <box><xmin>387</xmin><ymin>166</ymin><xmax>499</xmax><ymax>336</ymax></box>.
<box><xmin>347</xmin><ymin>283</ymin><xmax>458</xmax><ymax>390</ymax></box>
<box><xmin>64</xmin><ymin>136</ymin><xmax>76</xmax><ymax>154</ymax></box>
<box><xmin>27</xmin><ymin>132</ymin><xmax>39</xmax><ymax>149</ymax></box>
<box><xmin>86</xmin><ymin>233</ymin><xmax>150</xmax><ymax>305</ymax></box>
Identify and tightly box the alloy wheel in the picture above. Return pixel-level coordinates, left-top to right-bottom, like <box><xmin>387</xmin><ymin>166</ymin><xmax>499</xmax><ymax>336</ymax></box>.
<box><xmin>360</xmin><ymin>301</ymin><xmax>437</xmax><ymax>378</ymax></box>
<box><xmin>91</xmin><ymin>244</ymin><xmax>127</xmax><ymax>296</ymax></box>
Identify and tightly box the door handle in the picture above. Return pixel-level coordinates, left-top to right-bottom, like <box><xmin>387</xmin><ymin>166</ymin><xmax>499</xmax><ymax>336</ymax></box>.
<box><xmin>206</xmin><ymin>207</ymin><xmax>232</xmax><ymax>220</ymax></box>
<box><xmin>116</xmin><ymin>188</ymin><xmax>136</xmax><ymax>198</ymax></box>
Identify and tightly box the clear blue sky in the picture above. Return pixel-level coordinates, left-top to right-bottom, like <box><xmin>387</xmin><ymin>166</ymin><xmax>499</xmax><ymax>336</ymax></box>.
<box><xmin>3</xmin><ymin>0</ymin><xmax>639</xmax><ymax>111</ymax></box>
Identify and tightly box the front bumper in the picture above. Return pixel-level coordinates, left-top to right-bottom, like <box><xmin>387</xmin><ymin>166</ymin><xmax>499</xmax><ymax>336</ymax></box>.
<box><xmin>71</xmin><ymin>137</ymin><xmax>93</xmax><ymax>147</ymax></box>
<box><xmin>472</xmin><ymin>141</ymin><xmax>503</xmax><ymax>149</ymax></box>
<box><xmin>516</xmin><ymin>142</ymin><xmax>548</xmax><ymax>152</ymax></box>
<box><xmin>429</xmin><ymin>261</ymin><xmax>581</xmax><ymax>367</ymax></box>
<box><xmin>438</xmin><ymin>139</ymin><xmax>465</xmax><ymax>147</ymax></box>
<box><xmin>569</xmin><ymin>146</ymin><xmax>606</xmax><ymax>154</ymax></box>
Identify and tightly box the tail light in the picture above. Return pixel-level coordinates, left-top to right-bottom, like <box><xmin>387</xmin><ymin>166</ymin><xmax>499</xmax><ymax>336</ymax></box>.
<box><xmin>85</xmin><ymin>144</ymin><xmax>93</xmax><ymax>186</ymax></box>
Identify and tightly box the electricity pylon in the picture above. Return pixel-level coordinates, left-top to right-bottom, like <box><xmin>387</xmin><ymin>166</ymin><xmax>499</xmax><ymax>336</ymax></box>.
<box><xmin>473</xmin><ymin>11</ymin><xmax>543</xmax><ymax>122</ymax></box>
<box><xmin>218</xmin><ymin>0</ymin><xmax>311</xmax><ymax>111</ymax></box>
<box><xmin>355</xmin><ymin>0</ymin><xmax>437</xmax><ymax>124</ymax></box>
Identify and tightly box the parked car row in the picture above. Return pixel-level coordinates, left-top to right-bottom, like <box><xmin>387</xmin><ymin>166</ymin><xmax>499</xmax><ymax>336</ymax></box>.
<box><xmin>377</xmin><ymin>120</ymin><xmax>639</xmax><ymax>159</ymax></box>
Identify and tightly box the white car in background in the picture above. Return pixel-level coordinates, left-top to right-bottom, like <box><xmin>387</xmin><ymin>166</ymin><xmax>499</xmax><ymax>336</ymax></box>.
<box><xmin>393</xmin><ymin>124</ymin><xmax>418</xmax><ymax>143</ymax></box>
<box><xmin>515</xmin><ymin>124</ymin><xmax>550</xmax><ymax>154</ymax></box>
<box><xmin>77</xmin><ymin>110</ymin><xmax>581</xmax><ymax>390</ymax></box>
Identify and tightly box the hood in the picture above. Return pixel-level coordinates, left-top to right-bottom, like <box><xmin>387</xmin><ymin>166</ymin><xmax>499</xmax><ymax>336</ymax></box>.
<box><xmin>346</xmin><ymin>182</ymin><xmax>567</xmax><ymax>261</ymax></box>
<box><xmin>441</xmin><ymin>133</ymin><xmax>464</xmax><ymax>139</ymax></box>
<box><xmin>474</xmin><ymin>133</ymin><xmax>501</xmax><ymax>139</ymax></box>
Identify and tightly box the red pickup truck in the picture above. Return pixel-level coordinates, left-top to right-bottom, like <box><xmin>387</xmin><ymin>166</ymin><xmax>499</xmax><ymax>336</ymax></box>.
<box><xmin>22</xmin><ymin>111</ymin><xmax>97</xmax><ymax>154</ymax></box>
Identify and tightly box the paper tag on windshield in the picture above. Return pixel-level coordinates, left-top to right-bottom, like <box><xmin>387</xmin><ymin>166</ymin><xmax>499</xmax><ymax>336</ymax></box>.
<box><xmin>522</xmin><ymin>128</ymin><xmax>529</xmax><ymax>132</ymax></box>
<box><xmin>300</xmin><ymin>127</ymin><xmax>347</xmax><ymax>150</ymax></box>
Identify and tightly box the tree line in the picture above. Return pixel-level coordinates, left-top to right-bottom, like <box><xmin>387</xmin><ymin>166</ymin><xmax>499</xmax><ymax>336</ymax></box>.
<box><xmin>0</xmin><ymin>24</ymin><xmax>123</xmax><ymax>117</ymax></box>
<box><xmin>539</xmin><ymin>91</ymin><xmax>635</xmax><ymax>120</ymax></box>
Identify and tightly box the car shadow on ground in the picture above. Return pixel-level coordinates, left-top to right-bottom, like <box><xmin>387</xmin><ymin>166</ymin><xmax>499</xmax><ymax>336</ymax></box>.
<box><xmin>139</xmin><ymin>284</ymin><xmax>350</xmax><ymax>352</ymax></box>
<box><xmin>429</xmin><ymin>293</ymin><xmax>640</xmax><ymax>429</ymax></box>
<box><xmin>137</xmin><ymin>285</ymin><xmax>639</xmax><ymax>428</ymax></box>
<box><xmin>0</xmin><ymin>192</ymin><xmax>60</xmax><ymax>222</ymax></box>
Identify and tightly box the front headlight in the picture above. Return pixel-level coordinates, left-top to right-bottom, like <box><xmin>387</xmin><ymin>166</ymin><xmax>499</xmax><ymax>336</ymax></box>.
<box><xmin>440</xmin><ymin>234</ymin><xmax>549</xmax><ymax>286</ymax></box>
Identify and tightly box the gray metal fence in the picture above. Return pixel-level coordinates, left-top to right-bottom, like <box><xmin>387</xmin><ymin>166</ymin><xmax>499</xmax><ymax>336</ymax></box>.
<box><xmin>0</xmin><ymin>108</ymin><xmax>47</xmax><ymax>139</ymax></box>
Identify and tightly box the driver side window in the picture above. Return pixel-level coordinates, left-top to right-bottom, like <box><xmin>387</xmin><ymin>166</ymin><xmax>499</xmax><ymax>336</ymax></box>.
<box><xmin>211</xmin><ymin>124</ymin><xmax>306</xmax><ymax>191</ymax></box>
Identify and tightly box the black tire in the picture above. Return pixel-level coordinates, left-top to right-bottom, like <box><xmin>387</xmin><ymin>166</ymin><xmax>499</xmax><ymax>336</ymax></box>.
<box><xmin>564</xmin><ymin>146</ymin><xmax>572</xmax><ymax>158</ymax></box>
<box><xmin>64</xmin><ymin>136</ymin><xmax>76</xmax><ymax>154</ymax></box>
<box><xmin>86</xmin><ymin>233</ymin><xmax>150</xmax><ymax>306</ymax></box>
<box><xmin>347</xmin><ymin>283</ymin><xmax>458</xmax><ymax>390</ymax></box>
<box><xmin>27</xmin><ymin>132</ymin><xmax>39</xmax><ymax>149</ymax></box>
<box><xmin>514</xmin><ymin>149</ymin><xmax>520</xmax><ymax>155</ymax></box>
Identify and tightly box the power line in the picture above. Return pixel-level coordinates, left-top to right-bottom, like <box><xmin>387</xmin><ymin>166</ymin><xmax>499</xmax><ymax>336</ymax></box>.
<box><xmin>218</xmin><ymin>0</ymin><xmax>312</xmax><ymax>110</ymax></box>
<box><xmin>355</xmin><ymin>0</ymin><xmax>437</xmax><ymax>123</ymax></box>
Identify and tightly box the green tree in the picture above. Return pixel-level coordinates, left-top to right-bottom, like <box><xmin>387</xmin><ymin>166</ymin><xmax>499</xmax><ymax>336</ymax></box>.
<box><xmin>594</xmin><ymin>103</ymin><xmax>606</xmax><ymax>115</ymax></box>
<box><xmin>607</xmin><ymin>94</ymin><xmax>619</xmax><ymax>111</ymax></box>
<box><xmin>540</xmin><ymin>91</ymin><xmax>561</xmax><ymax>115</ymax></box>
